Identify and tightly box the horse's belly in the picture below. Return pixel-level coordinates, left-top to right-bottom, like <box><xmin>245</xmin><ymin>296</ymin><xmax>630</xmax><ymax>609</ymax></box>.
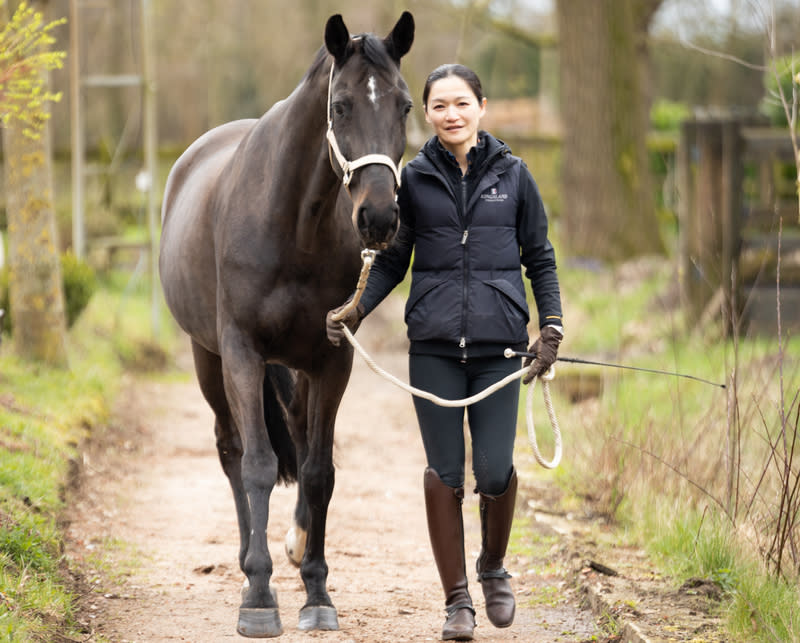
<box><xmin>162</xmin><ymin>245</ymin><xmax>218</xmax><ymax>350</ymax></box>
<box><xmin>160</xmin><ymin>238</ymin><xmax>217</xmax><ymax>352</ymax></box>
<box><xmin>160</xmin><ymin>121</ymin><xmax>258</xmax><ymax>353</ymax></box>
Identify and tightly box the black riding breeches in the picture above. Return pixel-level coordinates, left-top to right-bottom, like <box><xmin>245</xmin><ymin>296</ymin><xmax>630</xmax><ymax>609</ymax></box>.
<box><xmin>409</xmin><ymin>353</ymin><xmax>520</xmax><ymax>495</ymax></box>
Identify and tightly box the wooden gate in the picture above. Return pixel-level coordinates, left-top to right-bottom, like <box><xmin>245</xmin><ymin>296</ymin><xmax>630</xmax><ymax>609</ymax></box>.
<box><xmin>677</xmin><ymin>116</ymin><xmax>799</xmax><ymax>335</ymax></box>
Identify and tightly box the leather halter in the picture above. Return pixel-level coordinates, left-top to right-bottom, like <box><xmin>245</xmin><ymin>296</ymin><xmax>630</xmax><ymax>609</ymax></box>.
<box><xmin>326</xmin><ymin>61</ymin><xmax>403</xmax><ymax>190</ymax></box>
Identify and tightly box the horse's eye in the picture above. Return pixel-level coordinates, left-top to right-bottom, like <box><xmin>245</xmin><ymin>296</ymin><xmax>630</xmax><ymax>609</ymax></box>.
<box><xmin>332</xmin><ymin>103</ymin><xmax>345</xmax><ymax>117</ymax></box>
<box><xmin>403</xmin><ymin>103</ymin><xmax>412</xmax><ymax>116</ymax></box>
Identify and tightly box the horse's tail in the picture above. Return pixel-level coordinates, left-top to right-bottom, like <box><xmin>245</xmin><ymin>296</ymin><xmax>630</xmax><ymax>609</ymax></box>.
<box><xmin>264</xmin><ymin>364</ymin><xmax>298</xmax><ymax>485</ymax></box>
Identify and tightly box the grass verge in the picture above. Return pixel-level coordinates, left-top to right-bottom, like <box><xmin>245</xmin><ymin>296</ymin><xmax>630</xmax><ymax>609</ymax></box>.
<box><xmin>0</xmin><ymin>270</ymin><xmax>176</xmax><ymax>642</ymax></box>
<box><xmin>516</xmin><ymin>253</ymin><xmax>800</xmax><ymax>642</ymax></box>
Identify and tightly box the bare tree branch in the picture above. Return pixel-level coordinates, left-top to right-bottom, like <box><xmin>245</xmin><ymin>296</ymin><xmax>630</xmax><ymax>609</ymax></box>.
<box><xmin>678</xmin><ymin>38</ymin><xmax>766</xmax><ymax>71</ymax></box>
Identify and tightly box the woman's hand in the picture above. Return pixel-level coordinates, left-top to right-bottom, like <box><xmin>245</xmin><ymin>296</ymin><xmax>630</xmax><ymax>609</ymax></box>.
<box><xmin>522</xmin><ymin>325</ymin><xmax>563</xmax><ymax>384</ymax></box>
<box><xmin>325</xmin><ymin>302</ymin><xmax>365</xmax><ymax>346</ymax></box>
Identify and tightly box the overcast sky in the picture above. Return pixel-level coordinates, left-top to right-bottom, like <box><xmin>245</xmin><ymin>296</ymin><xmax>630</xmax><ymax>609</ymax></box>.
<box><xmin>512</xmin><ymin>0</ymin><xmax>779</xmax><ymax>40</ymax></box>
<box><xmin>517</xmin><ymin>0</ymin><xmax>734</xmax><ymax>11</ymax></box>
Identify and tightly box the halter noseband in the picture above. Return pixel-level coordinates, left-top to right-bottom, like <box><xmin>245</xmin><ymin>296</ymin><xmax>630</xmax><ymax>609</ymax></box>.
<box><xmin>326</xmin><ymin>61</ymin><xmax>403</xmax><ymax>190</ymax></box>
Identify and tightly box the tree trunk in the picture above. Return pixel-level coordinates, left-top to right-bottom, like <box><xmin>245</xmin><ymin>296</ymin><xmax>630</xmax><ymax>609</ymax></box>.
<box><xmin>2</xmin><ymin>0</ymin><xmax>69</xmax><ymax>366</ymax></box>
<box><xmin>557</xmin><ymin>0</ymin><xmax>665</xmax><ymax>262</ymax></box>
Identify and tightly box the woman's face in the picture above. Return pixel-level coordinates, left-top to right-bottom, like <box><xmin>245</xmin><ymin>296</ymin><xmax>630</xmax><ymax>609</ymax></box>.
<box><xmin>424</xmin><ymin>75</ymin><xmax>486</xmax><ymax>152</ymax></box>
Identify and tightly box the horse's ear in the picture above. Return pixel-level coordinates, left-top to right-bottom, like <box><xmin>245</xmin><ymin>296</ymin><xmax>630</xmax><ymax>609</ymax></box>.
<box><xmin>384</xmin><ymin>11</ymin><xmax>414</xmax><ymax>63</ymax></box>
<box><xmin>325</xmin><ymin>14</ymin><xmax>350</xmax><ymax>62</ymax></box>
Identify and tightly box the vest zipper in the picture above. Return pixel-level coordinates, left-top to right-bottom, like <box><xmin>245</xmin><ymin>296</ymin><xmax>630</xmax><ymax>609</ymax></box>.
<box><xmin>460</xmin><ymin>178</ymin><xmax>469</xmax><ymax>361</ymax></box>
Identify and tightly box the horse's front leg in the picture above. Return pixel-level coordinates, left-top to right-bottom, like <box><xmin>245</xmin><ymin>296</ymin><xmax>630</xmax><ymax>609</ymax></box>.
<box><xmin>297</xmin><ymin>353</ymin><xmax>353</xmax><ymax>631</ymax></box>
<box><xmin>220</xmin><ymin>327</ymin><xmax>282</xmax><ymax>638</ymax></box>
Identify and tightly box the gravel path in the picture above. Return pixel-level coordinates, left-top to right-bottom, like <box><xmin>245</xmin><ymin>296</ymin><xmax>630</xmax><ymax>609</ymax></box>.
<box><xmin>64</xmin><ymin>305</ymin><xmax>604</xmax><ymax>642</ymax></box>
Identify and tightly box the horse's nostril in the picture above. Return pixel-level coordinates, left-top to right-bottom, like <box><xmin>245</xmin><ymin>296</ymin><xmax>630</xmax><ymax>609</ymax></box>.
<box><xmin>388</xmin><ymin>203</ymin><xmax>400</xmax><ymax>240</ymax></box>
<box><xmin>356</xmin><ymin>206</ymin><xmax>369</xmax><ymax>233</ymax></box>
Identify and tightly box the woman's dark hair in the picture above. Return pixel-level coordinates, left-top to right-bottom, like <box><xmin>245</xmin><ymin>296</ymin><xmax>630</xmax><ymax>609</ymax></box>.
<box><xmin>422</xmin><ymin>64</ymin><xmax>484</xmax><ymax>108</ymax></box>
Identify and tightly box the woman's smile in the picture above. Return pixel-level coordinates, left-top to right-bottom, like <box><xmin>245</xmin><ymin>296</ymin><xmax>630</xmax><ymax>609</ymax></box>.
<box><xmin>424</xmin><ymin>75</ymin><xmax>486</xmax><ymax>168</ymax></box>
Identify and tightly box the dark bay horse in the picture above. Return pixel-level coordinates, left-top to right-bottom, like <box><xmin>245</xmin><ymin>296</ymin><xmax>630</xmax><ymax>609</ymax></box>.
<box><xmin>158</xmin><ymin>13</ymin><xmax>414</xmax><ymax>638</ymax></box>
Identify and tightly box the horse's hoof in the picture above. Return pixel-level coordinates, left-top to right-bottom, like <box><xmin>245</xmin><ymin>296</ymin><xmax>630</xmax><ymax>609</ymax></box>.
<box><xmin>298</xmin><ymin>605</ymin><xmax>339</xmax><ymax>631</ymax></box>
<box><xmin>237</xmin><ymin>607</ymin><xmax>282</xmax><ymax>638</ymax></box>
<box><xmin>285</xmin><ymin>525</ymin><xmax>307</xmax><ymax>567</ymax></box>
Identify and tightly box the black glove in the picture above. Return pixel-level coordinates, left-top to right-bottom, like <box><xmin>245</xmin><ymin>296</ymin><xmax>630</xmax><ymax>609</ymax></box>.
<box><xmin>326</xmin><ymin>302</ymin><xmax>365</xmax><ymax>346</ymax></box>
<box><xmin>522</xmin><ymin>325</ymin><xmax>563</xmax><ymax>384</ymax></box>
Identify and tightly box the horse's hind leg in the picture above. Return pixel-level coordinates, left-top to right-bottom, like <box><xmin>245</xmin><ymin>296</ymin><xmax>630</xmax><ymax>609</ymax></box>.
<box><xmin>285</xmin><ymin>375</ymin><xmax>309</xmax><ymax>567</ymax></box>
<box><xmin>191</xmin><ymin>341</ymin><xmax>251</xmax><ymax>569</ymax></box>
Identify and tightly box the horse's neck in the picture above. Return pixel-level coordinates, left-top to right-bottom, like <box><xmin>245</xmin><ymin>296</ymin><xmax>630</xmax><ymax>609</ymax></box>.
<box><xmin>272</xmin><ymin>72</ymin><xmax>344</xmax><ymax>253</ymax></box>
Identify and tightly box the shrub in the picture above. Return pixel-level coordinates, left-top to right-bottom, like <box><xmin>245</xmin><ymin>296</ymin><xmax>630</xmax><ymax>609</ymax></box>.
<box><xmin>60</xmin><ymin>251</ymin><xmax>97</xmax><ymax>327</ymax></box>
<box><xmin>760</xmin><ymin>54</ymin><xmax>800</xmax><ymax>128</ymax></box>
<box><xmin>0</xmin><ymin>252</ymin><xmax>97</xmax><ymax>334</ymax></box>
<box><xmin>0</xmin><ymin>266</ymin><xmax>7</xmax><ymax>320</ymax></box>
<box><xmin>650</xmin><ymin>99</ymin><xmax>690</xmax><ymax>132</ymax></box>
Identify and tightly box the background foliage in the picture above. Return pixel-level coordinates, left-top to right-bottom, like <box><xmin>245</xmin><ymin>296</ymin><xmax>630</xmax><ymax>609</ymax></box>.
<box><xmin>0</xmin><ymin>0</ymin><xmax>64</xmax><ymax>138</ymax></box>
<box><xmin>1</xmin><ymin>0</ymin><xmax>799</xmax><ymax>640</ymax></box>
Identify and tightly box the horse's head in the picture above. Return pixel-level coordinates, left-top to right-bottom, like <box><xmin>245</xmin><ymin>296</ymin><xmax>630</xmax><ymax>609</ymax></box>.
<box><xmin>324</xmin><ymin>12</ymin><xmax>414</xmax><ymax>250</ymax></box>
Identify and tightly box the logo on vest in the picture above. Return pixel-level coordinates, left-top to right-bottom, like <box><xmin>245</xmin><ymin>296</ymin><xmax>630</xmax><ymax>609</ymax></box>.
<box><xmin>480</xmin><ymin>187</ymin><xmax>508</xmax><ymax>202</ymax></box>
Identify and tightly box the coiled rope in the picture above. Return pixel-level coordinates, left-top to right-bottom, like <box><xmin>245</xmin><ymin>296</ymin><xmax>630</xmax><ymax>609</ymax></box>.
<box><xmin>333</xmin><ymin>249</ymin><xmax>562</xmax><ymax>469</ymax></box>
<box><xmin>340</xmin><ymin>326</ymin><xmax>562</xmax><ymax>469</ymax></box>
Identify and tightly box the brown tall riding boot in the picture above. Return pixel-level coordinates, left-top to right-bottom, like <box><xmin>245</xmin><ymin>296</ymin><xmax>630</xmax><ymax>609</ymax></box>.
<box><xmin>424</xmin><ymin>468</ymin><xmax>476</xmax><ymax>641</ymax></box>
<box><xmin>476</xmin><ymin>468</ymin><xmax>518</xmax><ymax>628</ymax></box>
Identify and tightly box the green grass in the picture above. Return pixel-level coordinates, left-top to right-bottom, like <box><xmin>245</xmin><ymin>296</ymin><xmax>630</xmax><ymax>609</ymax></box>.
<box><xmin>3</xmin><ymin>213</ymin><xmax>798</xmax><ymax>641</ymax></box>
<box><xmin>0</xmin><ymin>270</ymin><xmax>176</xmax><ymax>642</ymax></box>
<box><xmin>728</xmin><ymin>564</ymin><xmax>800</xmax><ymax>642</ymax></box>
<box><xmin>514</xmin><ymin>248</ymin><xmax>800</xmax><ymax>642</ymax></box>
<box><xmin>79</xmin><ymin>536</ymin><xmax>145</xmax><ymax>589</ymax></box>
<box><xmin>649</xmin><ymin>509</ymin><xmax>800</xmax><ymax>641</ymax></box>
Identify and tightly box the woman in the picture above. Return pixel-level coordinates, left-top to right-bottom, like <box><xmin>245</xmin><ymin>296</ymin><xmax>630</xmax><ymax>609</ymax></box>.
<box><xmin>327</xmin><ymin>63</ymin><xmax>563</xmax><ymax>641</ymax></box>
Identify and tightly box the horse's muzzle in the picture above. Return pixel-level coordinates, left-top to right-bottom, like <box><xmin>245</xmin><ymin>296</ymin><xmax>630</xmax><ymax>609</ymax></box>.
<box><xmin>354</xmin><ymin>200</ymin><xmax>400</xmax><ymax>250</ymax></box>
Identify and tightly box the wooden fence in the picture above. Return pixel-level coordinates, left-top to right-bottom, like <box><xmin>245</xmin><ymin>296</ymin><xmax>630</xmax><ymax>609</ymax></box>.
<box><xmin>677</xmin><ymin>117</ymin><xmax>799</xmax><ymax>335</ymax></box>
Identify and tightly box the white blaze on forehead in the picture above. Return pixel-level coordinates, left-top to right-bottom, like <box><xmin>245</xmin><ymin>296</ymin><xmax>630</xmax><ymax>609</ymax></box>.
<box><xmin>367</xmin><ymin>76</ymin><xmax>378</xmax><ymax>105</ymax></box>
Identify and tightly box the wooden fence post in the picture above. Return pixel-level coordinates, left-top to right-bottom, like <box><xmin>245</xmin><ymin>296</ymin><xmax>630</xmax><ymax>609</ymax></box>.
<box><xmin>720</xmin><ymin>120</ymin><xmax>743</xmax><ymax>335</ymax></box>
<box><xmin>678</xmin><ymin>117</ymin><xmax>743</xmax><ymax>336</ymax></box>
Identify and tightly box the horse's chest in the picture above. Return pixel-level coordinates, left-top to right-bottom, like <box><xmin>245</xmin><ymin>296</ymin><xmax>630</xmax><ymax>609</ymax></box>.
<box><xmin>222</xmin><ymin>258</ymin><xmax>356</xmax><ymax>328</ymax></box>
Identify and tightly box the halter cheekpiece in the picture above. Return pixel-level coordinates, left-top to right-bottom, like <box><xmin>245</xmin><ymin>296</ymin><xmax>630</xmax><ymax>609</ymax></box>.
<box><xmin>326</xmin><ymin>59</ymin><xmax>403</xmax><ymax>189</ymax></box>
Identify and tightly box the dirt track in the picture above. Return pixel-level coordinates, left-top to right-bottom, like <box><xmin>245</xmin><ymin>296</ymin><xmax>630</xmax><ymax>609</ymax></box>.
<box><xmin>63</xmin><ymin>301</ymin><xmax>607</xmax><ymax>642</ymax></box>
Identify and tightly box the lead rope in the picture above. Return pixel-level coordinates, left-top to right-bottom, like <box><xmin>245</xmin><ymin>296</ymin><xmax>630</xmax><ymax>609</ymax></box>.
<box><xmin>525</xmin><ymin>367</ymin><xmax>561</xmax><ymax>469</ymax></box>
<box><xmin>334</xmin><ymin>250</ymin><xmax>563</xmax><ymax>469</ymax></box>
